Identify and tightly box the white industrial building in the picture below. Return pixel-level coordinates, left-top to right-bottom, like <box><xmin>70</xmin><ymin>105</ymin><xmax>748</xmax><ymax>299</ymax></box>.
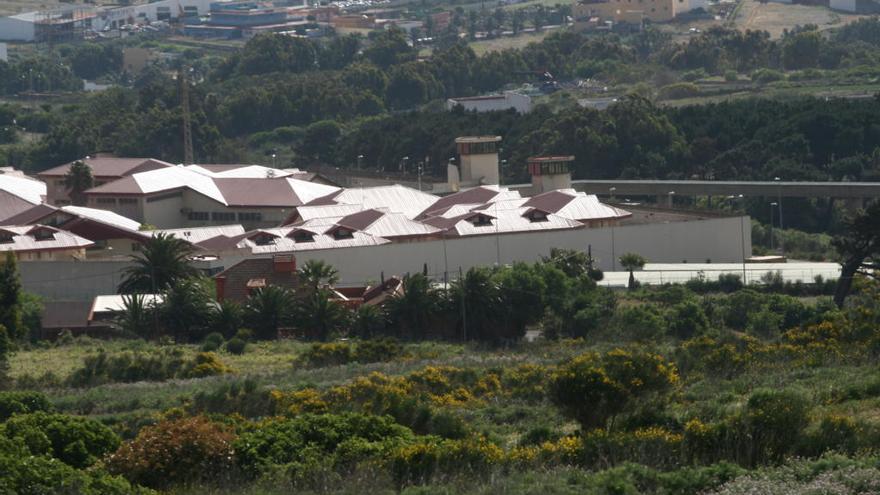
<box><xmin>447</xmin><ymin>92</ymin><xmax>533</xmax><ymax>114</ymax></box>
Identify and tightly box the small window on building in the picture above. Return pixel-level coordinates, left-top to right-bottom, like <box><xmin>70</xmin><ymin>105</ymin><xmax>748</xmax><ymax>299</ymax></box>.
<box><xmin>526</xmin><ymin>210</ymin><xmax>549</xmax><ymax>223</ymax></box>
<box><xmin>292</xmin><ymin>230</ymin><xmax>315</xmax><ymax>243</ymax></box>
<box><xmin>119</xmin><ymin>198</ymin><xmax>137</xmax><ymax>205</ymax></box>
<box><xmin>468</xmin><ymin>214</ymin><xmax>493</xmax><ymax>227</ymax></box>
<box><xmin>238</xmin><ymin>212</ymin><xmax>263</xmax><ymax>222</ymax></box>
<box><xmin>0</xmin><ymin>234</ymin><xmax>13</xmax><ymax>244</ymax></box>
<box><xmin>33</xmin><ymin>229</ymin><xmax>55</xmax><ymax>241</ymax></box>
<box><xmin>252</xmin><ymin>233</ymin><xmax>276</xmax><ymax>246</ymax></box>
<box><xmin>212</xmin><ymin>212</ymin><xmax>237</xmax><ymax>222</ymax></box>
<box><xmin>332</xmin><ymin>228</ymin><xmax>354</xmax><ymax>240</ymax></box>
<box><xmin>188</xmin><ymin>211</ymin><xmax>209</xmax><ymax>221</ymax></box>
<box><xmin>96</xmin><ymin>197</ymin><xmax>117</xmax><ymax>205</ymax></box>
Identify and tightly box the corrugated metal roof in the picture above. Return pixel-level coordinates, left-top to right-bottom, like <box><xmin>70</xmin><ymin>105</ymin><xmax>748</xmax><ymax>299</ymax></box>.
<box><xmin>0</xmin><ymin>191</ymin><xmax>42</xmax><ymax>223</ymax></box>
<box><xmin>0</xmin><ymin>224</ymin><xmax>93</xmax><ymax>253</ymax></box>
<box><xmin>38</xmin><ymin>157</ymin><xmax>173</xmax><ymax>178</ymax></box>
<box><xmin>186</xmin><ymin>164</ymin><xmax>296</xmax><ymax>179</ymax></box>
<box><xmin>0</xmin><ymin>173</ymin><xmax>46</xmax><ymax>204</ymax></box>
<box><xmin>91</xmin><ymin>294</ymin><xmax>163</xmax><ymax>315</ymax></box>
<box><xmin>315</xmin><ymin>185</ymin><xmax>439</xmax><ymax>219</ymax></box>
<box><xmin>234</xmin><ymin>226</ymin><xmax>390</xmax><ymax>254</ymax></box>
<box><xmin>438</xmin><ymin>207</ymin><xmax>584</xmax><ymax>237</ymax></box>
<box><xmin>293</xmin><ymin>203</ymin><xmax>363</xmax><ymax>224</ymax></box>
<box><xmin>524</xmin><ymin>190</ymin><xmax>631</xmax><ymax>222</ymax></box>
<box><xmin>152</xmin><ymin>225</ymin><xmax>246</xmax><ymax>244</ymax></box>
<box><xmin>87</xmin><ymin>166</ymin><xmax>340</xmax><ymax>209</ymax></box>
<box><xmin>61</xmin><ymin>206</ymin><xmax>142</xmax><ymax>232</ymax></box>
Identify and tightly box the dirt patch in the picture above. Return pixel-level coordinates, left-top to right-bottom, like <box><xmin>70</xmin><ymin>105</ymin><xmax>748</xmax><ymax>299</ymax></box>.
<box><xmin>735</xmin><ymin>0</ymin><xmax>863</xmax><ymax>38</ymax></box>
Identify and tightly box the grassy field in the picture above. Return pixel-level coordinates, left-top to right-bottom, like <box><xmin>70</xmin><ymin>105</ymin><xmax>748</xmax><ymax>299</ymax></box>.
<box><xmin>734</xmin><ymin>0</ymin><xmax>863</xmax><ymax>38</ymax></box>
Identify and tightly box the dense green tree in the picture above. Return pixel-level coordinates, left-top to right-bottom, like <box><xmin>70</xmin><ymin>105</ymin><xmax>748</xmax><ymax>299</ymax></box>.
<box><xmin>114</xmin><ymin>294</ymin><xmax>156</xmax><ymax>339</ymax></box>
<box><xmin>237</xmin><ymin>34</ymin><xmax>317</xmax><ymax>75</ymax></box>
<box><xmin>210</xmin><ymin>300</ymin><xmax>243</xmax><ymax>339</ymax></box>
<box><xmin>64</xmin><ymin>160</ymin><xmax>94</xmax><ymax>206</ymax></box>
<box><xmin>0</xmin><ymin>252</ymin><xmax>24</xmax><ymax>341</ymax></box>
<box><xmin>832</xmin><ymin>200</ymin><xmax>880</xmax><ymax>307</ymax></box>
<box><xmin>298</xmin><ymin>259</ymin><xmax>340</xmax><ymax>291</ymax></box>
<box><xmin>119</xmin><ymin>233</ymin><xmax>198</xmax><ymax>294</ymax></box>
<box><xmin>362</xmin><ymin>28</ymin><xmax>416</xmax><ymax>68</ymax></box>
<box><xmin>618</xmin><ymin>252</ymin><xmax>647</xmax><ymax>290</ymax></box>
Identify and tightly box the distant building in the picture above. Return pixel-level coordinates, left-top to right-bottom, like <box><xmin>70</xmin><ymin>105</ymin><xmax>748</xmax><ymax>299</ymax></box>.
<box><xmin>830</xmin><ymin>0</ymin><xmax>880</xmax><ymax>13</ymax></box>
<box><xmin>0</xmin><ymin>9</ymin><xmax>96</xmax><ymax>43</ymax></box>
<box><xmin>81</xmin><ymin>164</ymin><xmax>341</xmax><ymax>229</ymax></box>
<box><xmin>37</xmin><ymin>155</ymin><xmax>174</xmax><ymax>206</ymax></box>
<box><xmin>331</xmin><ymin>14</ymin><xmax>376</xmax><ymax>29</ymax></box>
<box><xmin>0</xmin><ymin>224</ymin><xmax>93</xmax><ymax>261</ymax></box>
<box><xmin>447</xmin><ymin>92</ymin><xmax>532</xmax><ymax>114</ymax></box>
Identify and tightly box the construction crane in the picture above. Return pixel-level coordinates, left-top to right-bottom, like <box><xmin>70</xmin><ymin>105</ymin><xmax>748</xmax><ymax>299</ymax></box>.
<box><xmin>178</xmin><ymin>67</ymin><xmax>194</xmax><ymax>165</ymax></box>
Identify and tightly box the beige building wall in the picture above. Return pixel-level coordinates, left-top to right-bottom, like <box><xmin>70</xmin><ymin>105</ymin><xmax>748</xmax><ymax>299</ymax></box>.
<box><xmin>14</xmin><ymin>248</ymin><xmax>86</xmax><ymax>262</ymax></box>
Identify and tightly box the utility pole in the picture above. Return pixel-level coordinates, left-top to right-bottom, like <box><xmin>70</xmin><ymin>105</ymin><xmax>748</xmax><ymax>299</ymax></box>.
<box><xmin>179</xmin><ymin>67</ymin><xmax>194</xmax><ymax>165</ymax></box>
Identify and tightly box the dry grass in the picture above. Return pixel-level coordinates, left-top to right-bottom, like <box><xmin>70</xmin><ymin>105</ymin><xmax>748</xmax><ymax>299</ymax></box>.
<box><xmin>735</xmin><ymin>0</ymin><xmax>864</xmax><ymax>38</ymax></box>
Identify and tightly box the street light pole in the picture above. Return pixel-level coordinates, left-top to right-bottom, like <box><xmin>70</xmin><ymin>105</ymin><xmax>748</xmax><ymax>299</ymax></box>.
<box><xmin>774</xmin><ymin>177</ymin><xmax>784</xmax><ymax>230</ymax></box>
<box><xmin>770</xmin><ymin>202</ymin><xmax>777</xmax><ymax>252</ymax></box>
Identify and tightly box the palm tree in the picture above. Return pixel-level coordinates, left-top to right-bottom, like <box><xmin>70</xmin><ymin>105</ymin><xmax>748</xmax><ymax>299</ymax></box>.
<box><xmin>157</xmin><ymin>278</ymin><xmax>214</xmax><ymax>342</ymax></box>
<box><xmin>352</xmin><ymin>304</ymin><xmax>387</xmax><ymax>338</ymax></box>
<box><xmin>291</xmin><ymin>288</ymin><xmax>349</xmax><ymax>341</ymax></box>
<box><xmin>244</xmin><ymin>285</ymin><xmax>295</xmax><ymax>340</ymax></box>
<box><xmin>64</xmin><ymin>160</ymin><xmax>94</xmax><ymax>206</ymax></box>
<box><xmin>298</xmin><ymin>260</ymin><xmax>339</xmax><ymax>291</ymax></box>
<box><xmin>210</xmin><ymin>299</ymin><xmax>243</xmax><ymax>339</ymax></box>
<box><xmin>386</xmin><ymin>273</ymin><xmax>438</xmax><ymax>339</ymax></box>
<box><xmin>450</xmin><ymin>267</ymin><xmax>503</xmax><ymax>343</ymax></box>
<box><xmin>618</xmin><ymin>252</ymin><xmax>647</xmax><ymax>290</ymax></box>
<box><xmin>118</xmin><ymin>233</ymin><xmax>198</xmax><ymax>294</ymax></box>
<box><xmin>114</xmin><ymin>293</ymin><xmax>156</xmax><ymax>339</ymax></box>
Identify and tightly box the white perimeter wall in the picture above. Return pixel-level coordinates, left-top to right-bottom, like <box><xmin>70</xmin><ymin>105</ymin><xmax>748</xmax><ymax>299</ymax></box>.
<box><xmin>291</xmin><ymin>216</ymin><xmax>752</xmax><ymax>287</ymax></box>
<box><xmin>22</xmin><ymin>216</ymin><xmax>750</xmax><ymax>300</ymax></box>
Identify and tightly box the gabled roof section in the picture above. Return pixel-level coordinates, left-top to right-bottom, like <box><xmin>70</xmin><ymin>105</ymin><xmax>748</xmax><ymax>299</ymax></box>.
<box><xmin>38</xmin><ymin>156</ymin><xmax>173</xmax><ymax>178</ymax></box>
<box><xmin>61</xmin><ymin>206</ymin><xmax>142</xmax><ymax>232</ymax></box>
<box><xmin>0</xmin><ymin>191</ymin><xmax>47</xmax><ymax>223</ymax></box>
<box><xmin>309</xmin><ymin>185</ymin><xmax>439</xmax><ymax>219</ymax></box>
<box><xmin>0</xmin><ymin>224</ymin><xmax>94</xmax><ymax>253</ymax></box>
<box><xmin>151</xmin><ymin>225</ymin><xmax>246</xmax><ymax>245</ymax></box>
<box><xmin>524</xmin><ymin>189</ymin><xmax>631</xmax><ymax>222</ymax></box>
<box><xmin>0</xmin><ymin>172</ymin><xmax>46</xmax><ymax>204</ymax></box>
<box><xmin>419</xmin><ymin>186</ymin><xmax>518</xmax><ymax>219</ymax></box>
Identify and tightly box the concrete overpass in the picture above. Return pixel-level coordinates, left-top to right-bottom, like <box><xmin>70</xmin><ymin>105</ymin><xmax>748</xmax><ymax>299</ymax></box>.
<box><xmin>567</xmin><ymin>179</ymin><xmax>880</xmax><ymax>202</ymax></box>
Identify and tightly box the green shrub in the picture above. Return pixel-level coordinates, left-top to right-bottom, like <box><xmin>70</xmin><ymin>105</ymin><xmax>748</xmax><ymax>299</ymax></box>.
<box><xmin>550</xmin><ymin>349</ymin><xmax>679</xmax><ymax>431</ymax></box>
<box><xmin>105</xmin><ymin>416</ymin><xmax>236</xmax><ymax>489</ymax></box>
<box><xmin>390</xmin><ymin>435</ymin><xmax>503</xmax><ymax>487</ymax></box>
<box><xmin>751</xmin><ymin>68</ymin><xmax>785</xmax><ymax>83</ymax></box>
<box><xmin>355</xmin><ymin>338</ymin><xmax>403</xmax><ymax>363</ymax></box>
<box><xmin>610</xmin><ymin>304</ymin><xmax>668</xmax><ymax>341</ymax></box>
<box><xmin>68</xmin><ymin>349</ymin><xmax>232</xmax><ymax>386</ymax></box>
<box><xmin>225</xmin><ymin>337</ymin><xmax>247</xmax><ymax>355</ymax></box>
<box><xmin>201</xmin><ymin>332</ymin><xmax>225</xmax><ymax>352</ymax></box>
<box><xmin>235</xmin><ymin>413</ymin><xmax>414</xmax><ymax>478</ymax></box>
<box><xmin>1</xmin><ymin>412</ymin><xmax>120</xmax><ymax>468</ymax></box>
<box><xmin>723</xmin><ymin>70</ymin><xmax>738</xmax><ymax>82</ymax></box>
<box><xmin>298</xmin><ymin>342</ymin><xmax>354</xmax><ymax>368</ymax></box>
<box><xmin>0</xmin><ymin>436</ymin><xmax>153</xmax><ymax>495</ymax></box>
<box><xmin>185</xmin><ymin>352</ymin><xmax>234</xmax><ymax>378</ymax></box>
<box><xmin>681</xmin><ymin>69</ymin><xmax>708</xmax><ymax>81</ymax></box>
<box><xmin>189</xmin><ymin>379</ymin><xmax>273</xmax><ymax>418</ymax></box>
<box><xmin>668</xmin><ymin>300</ymin><xmax>709</xmax><ymax>339</ymax></box>
<box><xmin>0</xmin><ymin>391</ymin><xmax>53</xmax><ymax>421</ymax></box>
<box><xmin>658</xmin><ymin>82</ymin><xmax>700</xmax><ymax>100</ymax></box>
<box><xmin>742</xmin><ymin>389</ymin><xmax>810</xmax><ymax>465</ymax></box>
